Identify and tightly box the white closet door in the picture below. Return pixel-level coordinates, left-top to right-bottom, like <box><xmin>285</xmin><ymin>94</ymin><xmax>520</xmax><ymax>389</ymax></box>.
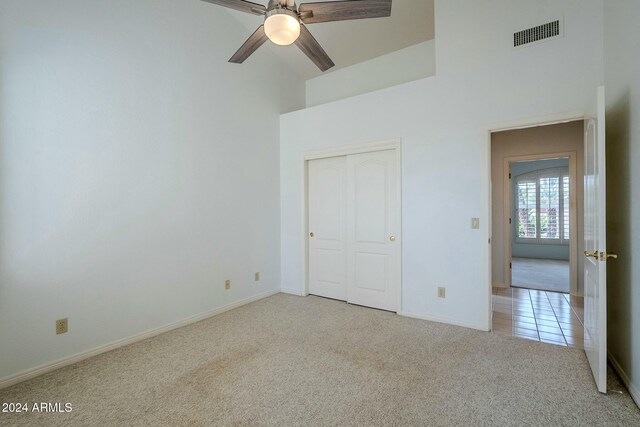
<box><xmin>308</xmin><ymin>156</ymin><xmax>348</xmax><ymax>300</ymax></box>
<box><xmin>347</xmin><ymin>150</ymin><xmax>398</xmax><ymax>312</ymax></box>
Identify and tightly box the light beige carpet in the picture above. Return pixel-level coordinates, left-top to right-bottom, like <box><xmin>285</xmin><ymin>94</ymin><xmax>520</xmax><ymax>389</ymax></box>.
<box><xmin>1</xmin><ymin>294</ymin><xmax>638</xmax><ymax>426</ymax></box>
<box><xmin>512</xmin><ymin>257</ymin><xmax>570</xmax><ymax>293</ymax></box>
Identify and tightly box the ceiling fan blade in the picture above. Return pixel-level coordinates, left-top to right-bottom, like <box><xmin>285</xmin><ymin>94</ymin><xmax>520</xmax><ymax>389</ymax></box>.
<box><xmin>200</xmin><ymin>0</ymin><xmax>266</xmax><ymax>16</ymax></box>
<box><xmin>294</xmin><ymin>24</ymin><xmax>335</xmax><ymax>72</ymax></box>
<box><xmin>229</xmin><ymin>25</ymin><xmax>269</xmax><ymax>63</ymax></box>
<box><xmin>299</xmin><ymin>0</ymin><xmax>392</xmax><ymax>24</ymax></box>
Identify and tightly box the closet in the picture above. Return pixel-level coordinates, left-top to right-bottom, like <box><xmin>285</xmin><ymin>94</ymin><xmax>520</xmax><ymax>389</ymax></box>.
<box><xmin>307</xmin><ymin>149</ymin><xmax>400</xmax><ymax>312</ymax></box>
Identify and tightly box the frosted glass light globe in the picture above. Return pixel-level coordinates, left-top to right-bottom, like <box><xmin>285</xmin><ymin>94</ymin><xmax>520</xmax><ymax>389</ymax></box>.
<box><xmin>264</xmin><ymin>10</ymin><xmax>301</xmax><ymax>46</ymax></box>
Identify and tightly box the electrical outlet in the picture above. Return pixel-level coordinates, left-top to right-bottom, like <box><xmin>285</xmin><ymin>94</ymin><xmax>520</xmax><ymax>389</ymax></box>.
<box><xmin>438</xmin><ymin>287</ymin><xmax>446</xmax><ymax>298</ymax></box>
<box><xmin>254</xmin><ymin>272</ymin><xmax>260</xmax><ymax>281</ymax></box>
<box><xmin>56</xmin><ymin>318</ymin><xmax>68</xmax><ymax>335</ymax></box>
<box><xmin>225</xmin><ymin>279</ymin><xmax>231</xmax><ymax>290</ymax></box>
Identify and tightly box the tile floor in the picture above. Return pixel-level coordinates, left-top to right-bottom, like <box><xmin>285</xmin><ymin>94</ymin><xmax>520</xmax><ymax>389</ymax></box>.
<box><xmin>492</xmin><ymin>287</ymin><xmax>584</xmax><ymax>348</ymax></box>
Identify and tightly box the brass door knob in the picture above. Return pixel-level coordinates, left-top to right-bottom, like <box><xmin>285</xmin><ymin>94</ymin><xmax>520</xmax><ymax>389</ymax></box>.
<box><xmin>390</xmin><ymin>236</ymin><xmax>396</xmax><ymax>242</ymax></box>
<box><xmin>600</xmin><ymin>251</ymin><xmax>618</xmax><ymax>260</ymax></box>
<box><xmin>584</xmin><ymin>251</ymin><xmax>599</xmax><ymax>259</ymax></box>
<box><xmin>309</xmin><ymin>232</ymin><xmax>314</xmax><ymax>237</ymax></box>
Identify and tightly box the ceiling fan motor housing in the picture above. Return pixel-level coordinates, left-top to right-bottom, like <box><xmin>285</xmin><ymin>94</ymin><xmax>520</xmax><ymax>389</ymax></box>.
<box><xmin>268</xmin><ymin>0</ymin><xmax>297</xmax><ymax>11</ymax></box>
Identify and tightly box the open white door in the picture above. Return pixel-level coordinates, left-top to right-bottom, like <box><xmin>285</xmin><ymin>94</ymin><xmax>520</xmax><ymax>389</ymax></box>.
<box><xmin>584</xmin><ymin>86</ymin><xmax>613</xmax><ymax>393</ymax></box>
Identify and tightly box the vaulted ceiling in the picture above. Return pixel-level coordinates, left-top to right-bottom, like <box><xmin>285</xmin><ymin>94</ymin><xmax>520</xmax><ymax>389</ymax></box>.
<box><xmin>212</xmin><ymin>0</ymin><xmax>435</xmax><ymax>80</ymax></box>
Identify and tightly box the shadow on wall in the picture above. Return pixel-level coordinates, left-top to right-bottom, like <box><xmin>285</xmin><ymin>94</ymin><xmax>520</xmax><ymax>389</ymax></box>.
<box><xmin>606</xmin><ymin>90</ymin><xmax>632</xmax><ymax>371</ymax></box>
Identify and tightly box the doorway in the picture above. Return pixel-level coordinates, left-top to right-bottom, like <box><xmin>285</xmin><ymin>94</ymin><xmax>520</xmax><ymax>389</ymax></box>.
<box><xmin>305</xmin><ymin>141</ymin><xmax>401</xmax><ymax>312</ymax></box>
<box><xmin>509</xmin><ymin>156</ymin><xmax>572</xmax><ymax>294</ymax></box>
<box><xmin>490</xmin><ymin>121</ymin><xmax>585</xmax><ymax>347</ymax></box>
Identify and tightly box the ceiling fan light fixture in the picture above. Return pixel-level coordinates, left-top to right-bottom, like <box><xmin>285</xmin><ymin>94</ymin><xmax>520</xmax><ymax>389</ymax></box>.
<box><xmin>264</xmin><ymin>9</ymin><xmax>300</xmax><ymax>46</ymax></box>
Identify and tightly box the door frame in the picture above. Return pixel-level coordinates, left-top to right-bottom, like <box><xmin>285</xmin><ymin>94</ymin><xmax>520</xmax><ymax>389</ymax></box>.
<box><xmin>502</xmin><ymin>151</ymin><xmax>579</xmax><ymax>295</ymax></box>
<box><xmin>485</xmin><ymin>110</ymin><xmax>586</xmax><ymax>331</ymax></box>
<box><xmin>303</xmin><ymin>138</ymin><xmax>402</xmax><ymax>313</ymax></box>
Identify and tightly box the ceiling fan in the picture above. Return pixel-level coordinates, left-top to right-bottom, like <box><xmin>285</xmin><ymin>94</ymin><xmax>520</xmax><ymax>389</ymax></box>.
<box><xmin>201</xmin><ymin>0</ymin><xmax>393</xmax><ymax>72</ymax></box>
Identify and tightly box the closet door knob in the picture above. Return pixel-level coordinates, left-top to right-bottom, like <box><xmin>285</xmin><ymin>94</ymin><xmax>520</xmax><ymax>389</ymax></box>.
<box><xmin>390</xmin><ymin>236</ymin><xmax>396</xmax><ymax>242</ymax></box>
<box><xmin>310</xmin><ymin>232</ymin><xmax>314</xmax><ymax>237</ymax></box>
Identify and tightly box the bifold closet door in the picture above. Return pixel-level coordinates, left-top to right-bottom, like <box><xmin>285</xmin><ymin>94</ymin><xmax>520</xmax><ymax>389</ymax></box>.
<box><xmin>308</xmin><ymin>156</ymin><xmax>348</xmax><ymax>300</ymax></box>
<box><xmin>347</xmin><ymin>150</ymin><xmax>398</xmax><ymax>312</ymax></box>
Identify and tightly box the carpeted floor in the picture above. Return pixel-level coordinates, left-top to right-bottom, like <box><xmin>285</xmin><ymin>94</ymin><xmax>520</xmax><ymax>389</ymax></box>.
<box><xmin>512</xmin><ymin>257</ymin><xmax>570</xmax><ymax>293</ymax></box>
<box><xmin>1</xmin><ymin>294</ymin><xmax>638</xmax><ymax>426</ymax></box>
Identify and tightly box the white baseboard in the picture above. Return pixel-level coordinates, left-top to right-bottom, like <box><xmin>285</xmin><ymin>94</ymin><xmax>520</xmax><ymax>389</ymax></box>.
<box><xmin>400</xmin><ymin>310</ymin><xmax>489</xmax><ymax>332</ymax></box>
<box><xmin>608</xmin><ymin>351</ymin><xmax>640</xmax><ymax>408</ymax></box>
<box><xmin>0</xmin><ymin>289</ymin><xmax>280</xmax><ymax>390</ymax></box>
<box><xmin>280</xmin><ymin>287</ymin><xmax>307</xmax><ymax>296</ymax></box>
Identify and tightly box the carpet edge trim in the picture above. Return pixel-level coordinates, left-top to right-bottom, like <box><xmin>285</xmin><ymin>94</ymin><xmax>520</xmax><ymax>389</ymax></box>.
<box><xmin>0</xmin><ymin>289</ymin><xmax>281</xmax><ymax>390</ymax></box>
<box><xmin>608</xmin><ymin>351</ymin><xmax>640</xmax><ymax>409</ymax></box>
<box><xmin>400</xmin><ymin>310</ymin><xmax>489</xmax><ymax>331</ymax></box>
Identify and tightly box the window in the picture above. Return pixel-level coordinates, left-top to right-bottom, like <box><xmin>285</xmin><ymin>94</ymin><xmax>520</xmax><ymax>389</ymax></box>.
<box><xmin>515</xmin><ymin>167</ymin><xmax>569</xmax><ymax>244</ymax></box>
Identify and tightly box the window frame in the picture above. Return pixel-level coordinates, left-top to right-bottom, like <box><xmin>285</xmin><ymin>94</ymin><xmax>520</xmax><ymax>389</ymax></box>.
<box><xmin>514</xmin><ymin>166</ymin><xmax>570</xmax><ymax>245</ymax></box>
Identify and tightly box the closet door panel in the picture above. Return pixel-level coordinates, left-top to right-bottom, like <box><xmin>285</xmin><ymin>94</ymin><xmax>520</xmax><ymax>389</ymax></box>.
<box><xmin>308</xmin><ymin>156</ymin><xmax>348</xmax><ymax>300</ymax></box>
<box><xmin>347</xmin><ymin>150</ymin><xmax>398</xmax><ymax>311</ymax></box>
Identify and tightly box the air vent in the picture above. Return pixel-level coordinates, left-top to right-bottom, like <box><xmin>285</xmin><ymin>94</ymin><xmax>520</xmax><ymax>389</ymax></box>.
<box><xmin>514</xmin><ymin>20</ymin><xmax>561</xmax><ymax>47</ymax></box>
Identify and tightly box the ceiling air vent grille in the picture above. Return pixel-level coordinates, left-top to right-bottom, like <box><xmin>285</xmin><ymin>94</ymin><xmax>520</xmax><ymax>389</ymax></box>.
<box><xmin>514</xmin><ymin>20</ymin><xmax>560</xmax><ymax>47</ymax></box>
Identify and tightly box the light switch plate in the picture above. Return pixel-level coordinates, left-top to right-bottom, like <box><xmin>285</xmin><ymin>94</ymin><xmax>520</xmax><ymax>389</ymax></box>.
<box><xmin>471</xmin><ymin>218</ymin><xmax>480</xmax><ymax>229</ymax></box>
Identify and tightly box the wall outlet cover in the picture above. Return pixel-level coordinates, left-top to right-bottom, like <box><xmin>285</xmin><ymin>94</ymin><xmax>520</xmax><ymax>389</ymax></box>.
<box><xmin>56</xmin><ymin>318</ymin><xmax>68</xmax><ymax>335</ymax></box>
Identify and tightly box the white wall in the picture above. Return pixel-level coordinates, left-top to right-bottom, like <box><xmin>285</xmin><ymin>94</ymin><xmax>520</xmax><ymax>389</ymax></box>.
<box><xmin>604</xmin><ymin>0</ymin><xmax>640</xmax><ymax>406</ymax></box>
<box><xmin>281</xmin><ymin>0</ymin><xmax>603</xmax><ymax>330</ymax></box>
<box><xmin>0</xmin><ymin>0</ymin><xmax>305</xmax><ymax>381</ymax></box>
<box><xmin>305</xmin><ymin>40</ymin><xmax>436</xmax><ymax>108</ymax></box>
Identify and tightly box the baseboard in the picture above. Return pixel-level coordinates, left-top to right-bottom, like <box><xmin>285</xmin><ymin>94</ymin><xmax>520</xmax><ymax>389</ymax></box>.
<box><xmin>492</xmin><ymin>282</ymin><xmax>507</xmax><ymax>288</ymax></box>
<box><xmin>608</xmin><ymin>351</ymin><xmax>640</xmax><ymax>408</ymax></box>
<box><xmin>400</xmin><ymin>310</ymin><xmax>489</xmax><ymax>332</ymax></box>
<box><xmin>280</xmin><ymin>287</ymin><xmax>307</xmax><ymax>296</ymax></box>
<box><xmin>0</xmin><ymin>289</ymin><xmax>280</xmax><ymax>390</ymax></box>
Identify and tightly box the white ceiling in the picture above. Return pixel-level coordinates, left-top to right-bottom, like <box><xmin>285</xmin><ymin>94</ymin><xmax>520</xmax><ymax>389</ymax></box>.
<box><xmin>218</xmin><ymin>0</ymin><xmax>435</xmax><ymax>80</ymax></box>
